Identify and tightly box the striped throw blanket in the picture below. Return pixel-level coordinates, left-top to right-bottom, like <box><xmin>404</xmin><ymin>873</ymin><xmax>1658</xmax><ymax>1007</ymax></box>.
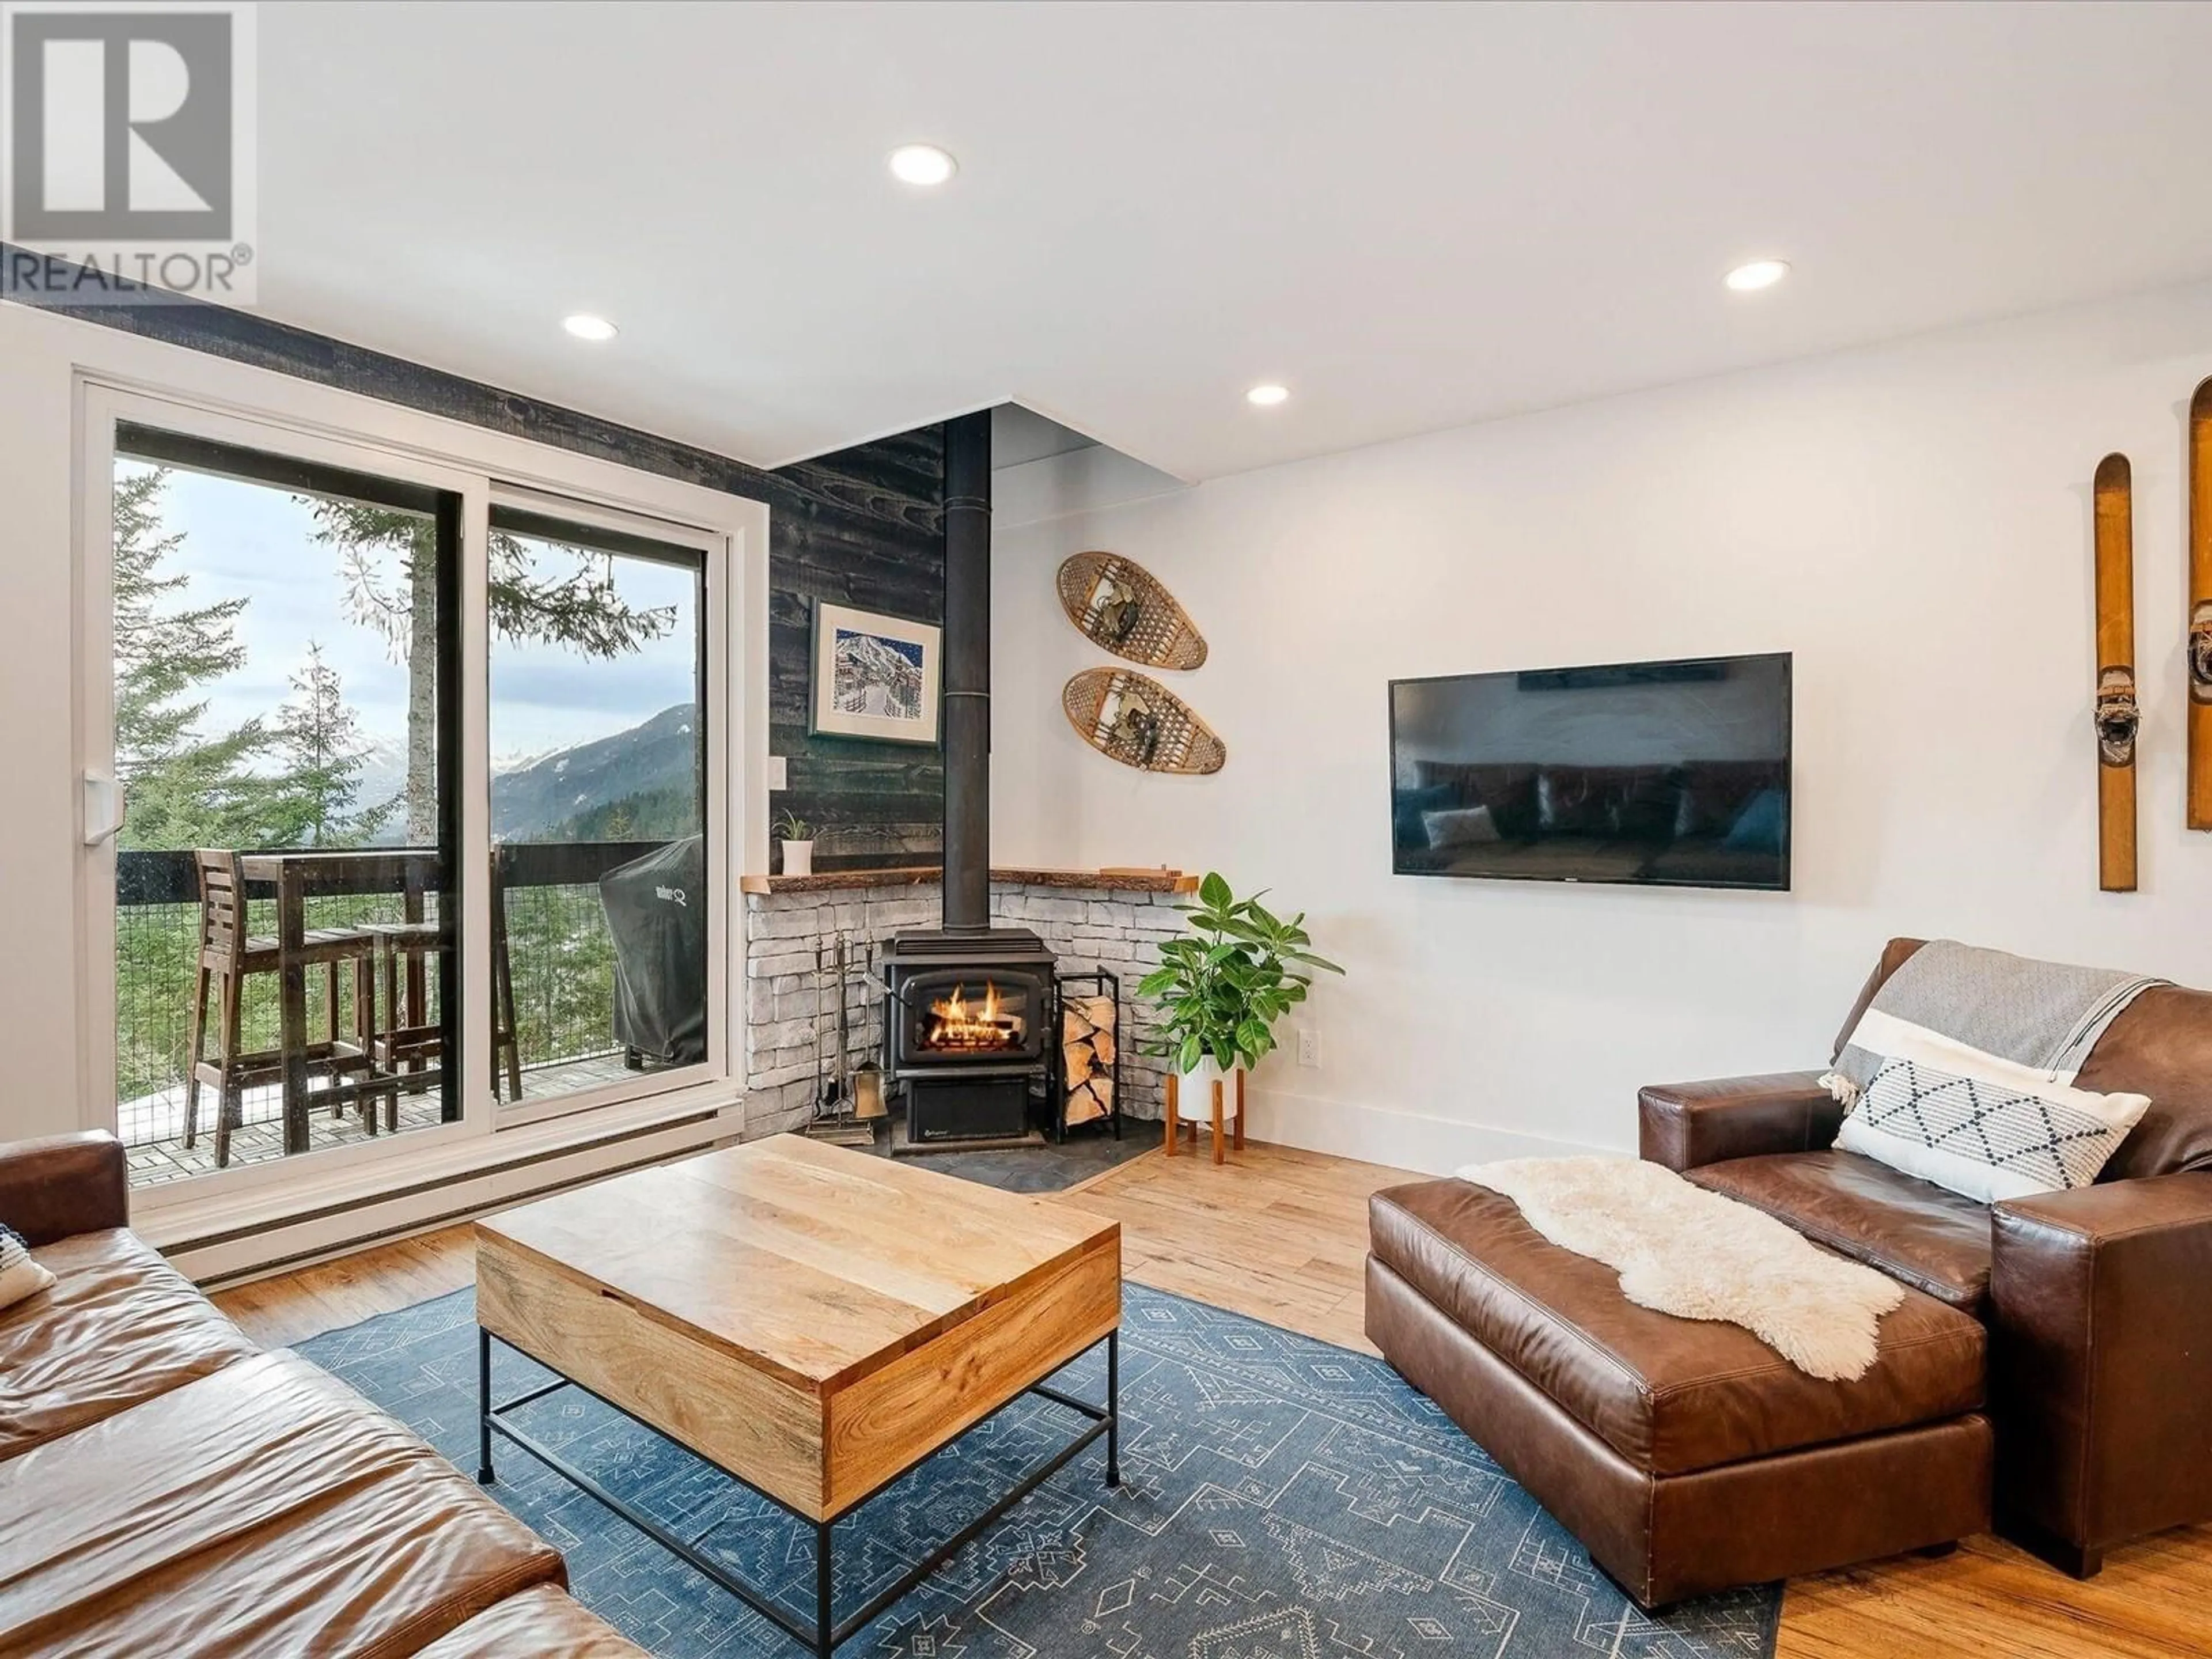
<box><xmin>1825</xmin><ymin>939</ymin><xmax>2161</xmax><ymax>1107</ymax></box>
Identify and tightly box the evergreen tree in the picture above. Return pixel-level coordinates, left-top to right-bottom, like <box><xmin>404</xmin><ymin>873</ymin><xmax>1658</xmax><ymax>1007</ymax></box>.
<box><xmin>263</xmin><ymin>643</ymin><xmax>397</xmax><ymax>847</ymax></box>
<box><xmin>307</xmin><ymin>503</ymin><xmax>675</xmax><ymax>843</ymax></box>
<box><xmin>111</xmin><ymin>465</ymin><xmax>272</xmax><ymax>850</ymax></box>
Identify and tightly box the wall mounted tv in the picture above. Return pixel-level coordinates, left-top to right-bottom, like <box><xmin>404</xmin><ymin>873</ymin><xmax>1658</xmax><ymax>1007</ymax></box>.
<box><xmin>1389</xmin><ymin>652</ymin><xmax>1791</xmax><ymax>891</ymax></box>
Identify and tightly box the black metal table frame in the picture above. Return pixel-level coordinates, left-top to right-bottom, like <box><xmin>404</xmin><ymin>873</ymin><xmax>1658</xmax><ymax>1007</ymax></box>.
<box><xmin>476</xmin><ymin>1326</ymin><xmax>1119</xmax><ymax>1657</ymax></box>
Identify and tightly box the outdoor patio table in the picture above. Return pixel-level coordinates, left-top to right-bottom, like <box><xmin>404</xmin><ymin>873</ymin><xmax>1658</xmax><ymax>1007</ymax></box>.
<box><xmin>237</xmin><ymin>850</ymin><xmax>444</xmax><ymax>1154</ymax></box>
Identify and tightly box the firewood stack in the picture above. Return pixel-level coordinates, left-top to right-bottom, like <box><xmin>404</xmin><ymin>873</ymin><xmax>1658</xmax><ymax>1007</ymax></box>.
<box><xmin>1061</xmin><ymin>994</ymin><xmax>1118</xmax><ymax>1126</ymax></box>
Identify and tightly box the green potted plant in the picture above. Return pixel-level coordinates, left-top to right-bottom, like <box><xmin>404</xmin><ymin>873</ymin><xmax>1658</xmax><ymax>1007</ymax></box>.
<box><xmin>774</xmin><ymin>810</ymin><xmax>815</xmax><ymax>877</ymax></box>
<box><xmin>1137</xmin><ymin>871</ymin><xmax>1343</xmax><ymax>1133</ymax></box>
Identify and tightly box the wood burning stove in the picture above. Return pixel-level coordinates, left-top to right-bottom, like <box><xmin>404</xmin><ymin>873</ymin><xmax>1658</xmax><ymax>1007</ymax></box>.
<box><xmin>900</xmin><ymin>969</ymin><xmax>1046</xmax><ymax>1064</ymax></box>
<box><xmin>881</xmin><ymin>930</ymin><xmax>1055</xmax><ymax>1143</ymax></box>
<box><xmin>880</xmin><ymin>408</ymin><xmax>1058</xmax><ymax>1147</ymax></box>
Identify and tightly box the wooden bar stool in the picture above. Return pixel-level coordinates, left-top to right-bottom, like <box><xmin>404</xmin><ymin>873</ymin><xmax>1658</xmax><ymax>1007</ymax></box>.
<box><xmin>359</xmin><ymin>847</ymin><xmax>525</xmax><ymax>1114</ymax></box>
<box><xmin>184</xmin><ymin>850</ymin><xmax>378</xmax><ymax>1168</ymax></box>
<box><xmin>362</xmin><ymin>916</ymin><xmax>441</xmax><ymax>1124</ymax></box>
<box><xmin>360</xmin><ymin>858</ymin><xmax>441</xmax><ymax>1123</ymax></box>
<box><xmin>490</xmin><ymin>844</ymin><xmax>523</xmax><ymax>1102</ymax></box>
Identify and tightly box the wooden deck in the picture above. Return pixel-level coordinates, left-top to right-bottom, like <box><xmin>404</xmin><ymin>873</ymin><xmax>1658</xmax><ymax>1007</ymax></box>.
<box><xmin>122</xmin><ymin>1050</ymin><xmax>638</xmax><ymax>1188</ymax></box>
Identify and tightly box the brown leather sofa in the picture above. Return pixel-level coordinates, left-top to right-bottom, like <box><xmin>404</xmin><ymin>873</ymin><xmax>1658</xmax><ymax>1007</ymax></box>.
<box><xmin>1366</xmin><ymin>937</ymin><xmax>2212</xmax><ymax>1608</ymax></box>
<box><xmin>0</xmin><ymin>1131</ymin><xmax>653</xmax><ymax>1658</ymax></box>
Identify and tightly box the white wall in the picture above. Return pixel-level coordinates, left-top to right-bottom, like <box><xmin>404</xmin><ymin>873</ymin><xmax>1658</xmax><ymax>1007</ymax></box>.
<box><xmin>993</xmin><ymin>282</ymin><xmax>2212</xmax><ymax>1174</ymax></box>
<box><xmin>0</xmin><ymin>307</ymin><xmax>91</xmax><ymax>1144</ymax></box>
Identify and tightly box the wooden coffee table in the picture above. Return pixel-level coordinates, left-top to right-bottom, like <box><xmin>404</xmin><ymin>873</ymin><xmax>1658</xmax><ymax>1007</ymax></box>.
<box><xmin>472</xmin><ymin>1134</ymin><xmax>1122</xmax><ymax>1656</ymax></box>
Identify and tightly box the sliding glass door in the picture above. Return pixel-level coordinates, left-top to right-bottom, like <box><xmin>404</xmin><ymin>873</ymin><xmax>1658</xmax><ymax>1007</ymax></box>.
<box><xmin>486</xmin><ymin>502</ymin><xmax>712</xmax><ymax>1112</ymax></box>
<box><xmin>82</xmin><ymin>389</ymin><xmax>737</xmax><ymax>1200</ymax></box>
<box><xmin>107</xmin><ymin>425</ymin><xmax>461</xmax><ymax>1187</ymax></box>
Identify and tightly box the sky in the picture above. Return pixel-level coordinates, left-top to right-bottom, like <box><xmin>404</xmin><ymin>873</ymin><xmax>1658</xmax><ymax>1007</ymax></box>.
<box><xmin>127</xmin><ymin>460</ymin><xmax>702</xmax><ymax>772</ymax></box>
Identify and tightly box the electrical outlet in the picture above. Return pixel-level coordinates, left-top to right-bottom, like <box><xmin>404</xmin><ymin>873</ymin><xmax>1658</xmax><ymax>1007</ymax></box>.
<box><xmin>1297</xmin><ymin>1024</ymin><xmax>1320</xmax><ymax>1068</ymax></box>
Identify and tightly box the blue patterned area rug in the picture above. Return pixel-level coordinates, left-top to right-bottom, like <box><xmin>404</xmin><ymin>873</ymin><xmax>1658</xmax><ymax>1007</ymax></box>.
<box><xmin>297</xmin><ymin>1286</ymin><xmax>1780</xmax><ymax>1658</ymax></box>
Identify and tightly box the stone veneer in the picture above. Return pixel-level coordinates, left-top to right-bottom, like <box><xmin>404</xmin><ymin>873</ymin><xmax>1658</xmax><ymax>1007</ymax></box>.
<box><xmin>742</xmin><ymin>876</ymin><xmax>1188</xmax><ymax>1139</ymax></box>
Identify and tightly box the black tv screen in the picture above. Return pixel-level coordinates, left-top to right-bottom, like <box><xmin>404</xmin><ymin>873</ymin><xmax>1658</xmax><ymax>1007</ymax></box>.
<box><xmin>1389</xmin><ymin>653</ymin><xmax>1791</xmax><ymax>891</ymax></box>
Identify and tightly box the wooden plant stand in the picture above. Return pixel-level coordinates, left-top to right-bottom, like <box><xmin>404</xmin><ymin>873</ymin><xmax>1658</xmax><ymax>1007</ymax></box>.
<box><xmin>1163</xmin><ymin>1067</ymin><xmax>1245</xmax><ymax>1166</ymax></box>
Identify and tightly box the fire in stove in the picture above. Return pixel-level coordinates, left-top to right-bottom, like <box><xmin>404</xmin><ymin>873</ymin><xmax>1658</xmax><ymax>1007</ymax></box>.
<box><xmin>923</xmin><ymin>980</ymin><xmax>1024</xmax><ymax>1052</ymax></box>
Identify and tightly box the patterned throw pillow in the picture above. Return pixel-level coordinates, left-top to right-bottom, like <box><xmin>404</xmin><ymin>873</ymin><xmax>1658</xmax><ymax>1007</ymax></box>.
<box><xmin>0</xmin><ymin>1224</ymin><xmax>56</xmax><ymax>1312</ymax></box>
<box><xmin>1835</xmin><ymin>1024</ymin><xmax>2150</xmax><ymax>1204</ymax></box>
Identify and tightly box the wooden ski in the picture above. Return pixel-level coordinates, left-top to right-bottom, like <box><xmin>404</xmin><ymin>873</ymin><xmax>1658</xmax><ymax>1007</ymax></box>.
<box><xmin>2094</xmin><ymin>453</ymin><xmax>2139</xmax><ymax>891</ymax></box>
<box><xmin>2191</xmin><ymin>379</ymin><xmax>2212</xmax><ymax>828</ymax></box>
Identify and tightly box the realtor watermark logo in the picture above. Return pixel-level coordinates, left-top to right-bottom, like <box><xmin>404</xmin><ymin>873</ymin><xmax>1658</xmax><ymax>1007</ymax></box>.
<box><xmin>1</xmin><ymin>1</ymin><xmax>256</xmax><ymax>303</ymax></box>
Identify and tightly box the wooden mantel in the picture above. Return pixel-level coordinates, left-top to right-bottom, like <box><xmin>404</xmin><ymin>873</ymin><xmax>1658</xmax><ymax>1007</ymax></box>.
<box><xmin>740</xmin><ymin>865</ymin><xmax>1196</xmax><ymax>896</ymax></box>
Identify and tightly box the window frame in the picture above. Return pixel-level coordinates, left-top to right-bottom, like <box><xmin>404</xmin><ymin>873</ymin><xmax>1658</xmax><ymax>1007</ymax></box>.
<box><xmin>75</xmin><ymin>374</ymin><xmax>766</xmax><ymax>1225</ymax></box>
<box><xmin>485</xmin><ymin>483</ymin><xmax>730</xmax><ymax>1129</ymax></box>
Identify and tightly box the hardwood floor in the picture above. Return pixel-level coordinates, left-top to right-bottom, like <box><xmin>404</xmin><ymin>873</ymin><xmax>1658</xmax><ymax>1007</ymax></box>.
<box><xmin>1068</xmin><ymin>1131</ymin><xmax>1385</xmax><ymax>1351</ymax></box>
<box><xmin>210</xmin><ymin>1137</ymin><xmax>2212</xmax><ymax>1658</ymax></box>
<box><xmin>211</xmin><ymin>1223</ymin><xmax>474</xmax><ymax>1348</ymax></box>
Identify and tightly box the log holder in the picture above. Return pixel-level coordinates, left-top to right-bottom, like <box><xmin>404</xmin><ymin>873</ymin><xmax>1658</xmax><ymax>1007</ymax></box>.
<box><xmin>1051</xmin><ymin>967</ymin><xmax>1123</xmax><ymax>1145</ymax></box>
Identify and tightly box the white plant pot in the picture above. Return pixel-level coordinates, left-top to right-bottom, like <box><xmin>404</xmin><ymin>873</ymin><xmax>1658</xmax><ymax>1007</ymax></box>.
<box><xmin>781</xmin><ymin>839</ymin><xmax>814</xmax><ymax>877</ymax></box>
<box><xmin>1176</xmin><ymin>1054</ymin><xmax>1243</xmax><ymax>1119</ymax></box>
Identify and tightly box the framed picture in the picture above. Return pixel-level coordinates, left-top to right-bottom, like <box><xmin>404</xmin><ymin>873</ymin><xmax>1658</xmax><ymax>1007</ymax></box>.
<box><xmin>809</xmin><ymin>601</ymin><xmax>942</xmax><ymax>745</ymax></box>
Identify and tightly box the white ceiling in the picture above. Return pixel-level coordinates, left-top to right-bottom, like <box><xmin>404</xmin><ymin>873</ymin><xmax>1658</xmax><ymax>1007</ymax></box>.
<box><xmin>991</xmin><ymin>404</ymin><xmax>1099</xmax><ymax>471</ymax></box>
<box><xmin>253</xmin><ymin>2</ymin><xmax>2212</xmax><ymax>482</ymax></box>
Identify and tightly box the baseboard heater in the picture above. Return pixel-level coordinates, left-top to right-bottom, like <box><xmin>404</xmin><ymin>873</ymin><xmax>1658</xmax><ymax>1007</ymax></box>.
<box><xmin>179</xmin><ymin>1107</ymin><xmax>724</xmax><ymax>1288</ymax></box>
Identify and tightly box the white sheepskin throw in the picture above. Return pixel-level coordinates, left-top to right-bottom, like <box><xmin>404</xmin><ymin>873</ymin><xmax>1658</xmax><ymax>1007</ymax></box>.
<box><xmin>1458</xmin><ymin>1157</ymin><xmax>1906</xmax><ymax>1382</ymax></box>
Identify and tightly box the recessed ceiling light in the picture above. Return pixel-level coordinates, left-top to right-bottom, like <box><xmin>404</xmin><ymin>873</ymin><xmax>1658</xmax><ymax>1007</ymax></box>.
<box><xmin>1246</xmin><ymin>383</ymin><xmax>1290</xmax><ymax>407</ymax></box>
<box><xmin>562</xmin><ymin>313</ymin><xmax>618</xmax><ymax>342</ymax></box>
<box><xmin>888</xmin><ymin>144</ymin><xmax>958</xmax><ymax>187</ymax></box>
<box><xmin>1724</xmin><ymin>259</ymin><xmax>1790</xmax><ymax>293</ymax></box>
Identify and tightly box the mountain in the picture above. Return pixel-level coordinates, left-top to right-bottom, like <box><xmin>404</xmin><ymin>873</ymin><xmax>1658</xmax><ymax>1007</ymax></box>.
<box><xmin>538</xmin><ymin>783</ymin><xmax>699</xmax><ymax>843</ymax></box>
<box><xmin>491</xmin><ymin>703</ymin><xmax>702</xmax><ymax>842</ymax></box>
<box><xmin>350</xmin><ymin>736</ymin><xmax>408</xmax><ymax>830</ymax></box>
<box><xmin>832</xmin><ymin>630</ymin><xmax>925</xmax><ymax>721</ymax></box>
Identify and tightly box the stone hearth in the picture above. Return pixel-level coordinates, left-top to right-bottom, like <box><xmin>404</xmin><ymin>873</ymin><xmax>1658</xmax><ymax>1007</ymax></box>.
<box><xmin>740</xmin><ymin>868</ymin><xmax>1191</xmax><ymax>1139</ymax></box>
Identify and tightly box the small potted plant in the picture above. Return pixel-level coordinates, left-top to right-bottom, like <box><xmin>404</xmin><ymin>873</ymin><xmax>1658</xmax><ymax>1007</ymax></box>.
<box><xmin>1137</xmin><ymin>872</ymin><xmax>1342</xmax><ymax>1142</ymax></box>
<box><xmin>774</xmin><ymin>811</ymin><xmax>815</xmax><ymax>877</ymax></box>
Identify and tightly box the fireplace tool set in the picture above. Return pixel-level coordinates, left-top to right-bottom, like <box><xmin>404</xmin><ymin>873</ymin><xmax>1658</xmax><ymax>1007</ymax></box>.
<box><xmin>802</xmin><ymin>931</ymin><xmax>877</xmax><ymax>1147</ymax></box>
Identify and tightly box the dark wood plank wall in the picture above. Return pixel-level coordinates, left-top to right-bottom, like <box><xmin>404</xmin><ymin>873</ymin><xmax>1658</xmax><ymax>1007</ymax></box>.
<box><xmin>768</xmin><ymin>427</ymin><xmax>945</xmax><ymax>869</ymax></box>
<box><xmin>15</xmin><ymin>255</ymin><xmax>948</xmax><ymax>872</ymax></box>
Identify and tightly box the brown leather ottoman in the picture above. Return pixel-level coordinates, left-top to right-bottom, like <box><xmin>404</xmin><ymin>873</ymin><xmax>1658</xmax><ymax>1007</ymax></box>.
<box><xmin>1366</xmin><ymin>1179</ymin><xmax>1993</xmax><ymax>1608</ymax></box>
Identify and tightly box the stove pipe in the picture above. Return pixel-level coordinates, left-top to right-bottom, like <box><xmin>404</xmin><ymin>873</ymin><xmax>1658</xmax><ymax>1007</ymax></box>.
<box><xmin>941</xmin><ymin>411</ymin><xmax>993</xmax><ymax>931</ymax></box>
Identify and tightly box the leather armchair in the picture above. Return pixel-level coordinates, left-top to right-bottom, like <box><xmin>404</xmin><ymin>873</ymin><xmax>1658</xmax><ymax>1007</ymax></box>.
<box><xmin>0</xmin><ymin>1131</ymin><xmax>127</xmax><ymax>1245</ymax></box>
<box><xmin>1641</xmin><ymin>1062</ymin><xmax>2212</xmax><ymax>1576</ymax></box>
<box><xmin>1990</xmin><ymin>1173</ymin><xmax>2212</xmax><ymax>1576</ymax></box>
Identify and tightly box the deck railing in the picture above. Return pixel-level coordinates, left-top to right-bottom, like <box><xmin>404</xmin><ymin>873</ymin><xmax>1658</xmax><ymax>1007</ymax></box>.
<box><xmin>113</xmin><ymin>842</ymin><xmax>672</xmax><ymax>1143</ymax></box>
